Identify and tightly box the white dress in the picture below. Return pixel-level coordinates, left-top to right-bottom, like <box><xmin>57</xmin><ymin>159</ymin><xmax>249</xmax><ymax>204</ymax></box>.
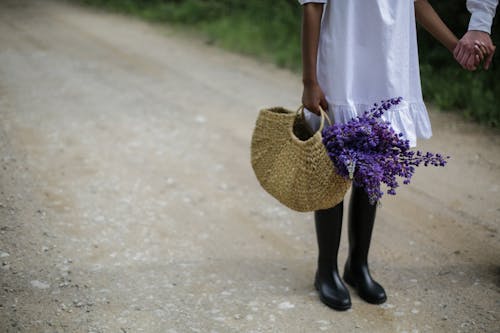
<box><xmin>299</xmin><ymin>0</ymin><xmax>432</xmax><ymax>147</ymax></box>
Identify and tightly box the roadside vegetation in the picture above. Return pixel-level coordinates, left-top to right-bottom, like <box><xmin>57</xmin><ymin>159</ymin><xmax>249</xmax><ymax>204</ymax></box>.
<box><xmin>73</xmin><ymin>0</ymin><xmax>499</xmax><ymax>127</ymax></box>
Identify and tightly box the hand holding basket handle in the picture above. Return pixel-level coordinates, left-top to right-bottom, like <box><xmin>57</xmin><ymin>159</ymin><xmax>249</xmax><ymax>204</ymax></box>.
<box><xmin>302</xmin><ymin>81</ymin><xmax>328</xmax><ymax>116</ymax></box>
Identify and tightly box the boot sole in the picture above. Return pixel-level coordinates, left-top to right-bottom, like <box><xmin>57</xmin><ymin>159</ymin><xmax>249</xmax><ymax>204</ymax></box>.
<box><xmin>314</xmin><ymin>279</ymin><xmax>352</xmax><ymax>311</ymax></box>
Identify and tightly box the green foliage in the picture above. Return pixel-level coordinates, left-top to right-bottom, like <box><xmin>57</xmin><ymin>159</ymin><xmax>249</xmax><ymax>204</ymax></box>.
<box><xmin>73</xmin><ymin>0</ymin><xmax>499</xmax><ymax>127</ymax></box>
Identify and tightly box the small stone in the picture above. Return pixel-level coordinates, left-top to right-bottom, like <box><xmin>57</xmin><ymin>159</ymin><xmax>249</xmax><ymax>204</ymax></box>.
<box><xmin>278</xmin><ymin>301</ymin><xmax>295</xmax><ymax>310</ymax></box>
<box><xmin>195</xmin><ymin>115</ymin><xmax>207</xmax><ymax>124</ymax></box>
<box><xmin>380</xmin><ymin>303</ymin><xmax>395</xmax><ymax>309</ymax></box>
<box><xmin>73</xmin><ymin>300</ymin><xmax>84</xmax><ymax>308</ymax></box>
<box><xmin>31</xmin><ymin>280</ymin><xmax>50</xmax><ymax>289</ymax></box>
<box><xmin>0</xmin><ymin>251</ymin><xmax>9</xmax><ymax>258</ymax></box>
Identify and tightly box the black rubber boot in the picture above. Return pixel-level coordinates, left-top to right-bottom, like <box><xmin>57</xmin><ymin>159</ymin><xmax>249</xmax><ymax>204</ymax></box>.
<box><xmin>343</xmin><ymin>185</ymin><xmax>387</xmax><ymax>304</ymax></box>
<box><xmin>313</xmin><ymin>201</ymin><xmax>351</xmax><ymax>311</ymax></box>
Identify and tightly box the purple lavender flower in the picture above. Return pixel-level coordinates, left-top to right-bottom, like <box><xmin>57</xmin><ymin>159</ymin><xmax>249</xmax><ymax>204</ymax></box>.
<box><xmin>322</xmin><ymin>97</ymin><xmax>449</xmax><ymax>204</ymax></box>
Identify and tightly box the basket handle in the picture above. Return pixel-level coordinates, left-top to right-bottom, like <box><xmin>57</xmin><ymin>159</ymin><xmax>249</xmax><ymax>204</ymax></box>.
<box><xmin>297</xmin><ymin>105</ymin><xmax>332</xmax><ymax>132</ymax></box>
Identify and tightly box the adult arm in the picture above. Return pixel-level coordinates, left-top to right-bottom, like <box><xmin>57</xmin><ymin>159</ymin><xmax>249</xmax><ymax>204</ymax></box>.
<box><xmin>300</xmin><ymin>1</ymin><xmax>327</xmax><ymax>115</ymax></box>
<box><xmin>467</xmin><ymin>0</ymin><xmax>498</xmax><ymax>33</ymax></box>
<box><xmin>455</xmin><ymin>0</ymin><xmax>498</xmax><ymax>70</ymax></box>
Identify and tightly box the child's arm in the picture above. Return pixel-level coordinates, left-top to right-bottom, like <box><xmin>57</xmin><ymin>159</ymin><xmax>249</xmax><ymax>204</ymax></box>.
<box><xmin>414</xmin><ymin>0</ymin><xmax>459</xmax><ymax>53</ymax></box>
<box><xmin>301</xmin><ymin>2</ymin><xmax>327</xmax><ymax>115</ymax></box>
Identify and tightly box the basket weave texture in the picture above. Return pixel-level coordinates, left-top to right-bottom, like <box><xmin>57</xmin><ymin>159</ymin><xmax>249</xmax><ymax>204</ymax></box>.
<box><xmin>250</xmin><ymin>106</ymin><xmax>351</xmax><ymax>212</ymax></box>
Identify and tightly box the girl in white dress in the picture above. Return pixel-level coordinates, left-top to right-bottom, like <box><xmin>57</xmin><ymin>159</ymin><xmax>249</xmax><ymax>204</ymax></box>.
<box><xmin>299</xmin><ymin>0</ymin><xmax>481</xmax><ymax>311</ymax></box>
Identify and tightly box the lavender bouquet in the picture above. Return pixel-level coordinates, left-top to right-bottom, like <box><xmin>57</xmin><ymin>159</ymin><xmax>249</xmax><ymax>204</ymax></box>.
<box><xmin>322</xmin><ymin>97</ymin><xmax>449</xmax><ymax>204</ymax></box>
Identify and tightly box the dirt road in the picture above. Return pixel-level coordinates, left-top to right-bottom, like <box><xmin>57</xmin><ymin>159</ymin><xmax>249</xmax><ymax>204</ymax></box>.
<box><xmin>0</xmin><ymin>0</ymin><xmax>499</xmax><ymax>332</ymax></box>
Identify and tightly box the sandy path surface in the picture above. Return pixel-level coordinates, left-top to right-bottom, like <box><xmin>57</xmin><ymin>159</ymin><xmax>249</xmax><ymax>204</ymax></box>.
<box><xmin>0</xmin><ymin>0</ymin><xmax>499</xmax><ymax>332</ymax></box>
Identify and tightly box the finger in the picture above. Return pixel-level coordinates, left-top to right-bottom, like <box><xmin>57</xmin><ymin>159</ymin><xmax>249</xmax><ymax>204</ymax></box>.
<box><xmin>454</xmin><ymin>41</ymin><xmax>468</xmax><ymax>59</ymax></box>
<box><xmin>462</xmin><ymin>52</ymin><xmax>474</xmax><ymax>71</ymax></box>
<box><xmin>458</xmin><ymin>53</ymin><xmax>470</xmax><ymax>69</ymax></box>
<box><xmin>476</xmin><ymin>40</ymin><xmax>487</xmax><ymax>49</ymax></box>
<box><xmin>454</xmin><ymin>43</ymin><xmax>467</xmax><ymax>63</ymax></box>
<box><xmin>484</xmin><ymin>46</ymin><xmax>495</xmax><ymax>70</ymax></box>
<box><xmin>320</xmin><ymin>98</ymin><xmax>328</xmax><ymax>111</ymax></box>
<box><xmin>465</xmin><ymin>45</ymin><xmax>480</xmax><ymax>70</ymax></box>
<box><xmin>302</xmin><ymin>99</ymin><xmax>318</xmax><ymax>116</ymax></box>
<box><xmin>305</xmin><ymin>108</ymin><xmax>319</xmax><ymax>116</ymax></box>
<box><xmin>456</xmin><ymin>46</ymin><xmax>471</xmax><ymax>69</ymax></box>
<box><xmin>474</xmin><ymin>44</ymin><xmax>485</xmax><ymax>61</ymax></box>
<box><xmin>474</xmin><ymin>54</ymin><xmax>482</xmax><ymax>67</ymax></box>
<box><xmin>308</xmin><ymin>104</ymin><xmax>321</xmax><ymax>116</ymax></box>
<box><xmin>484</xmin><ymin>42</ymin><xmax>495</xmax><ymax>53</ymax></box>
<box><xmin>478</xmin><ymin>42</ymin><xmax>490</xmax><ymax>57</ymax></box>
<box><xmin>465</xmin><ymin>53</ymin><xmax>477</xmax><ymax>71</ymax></box>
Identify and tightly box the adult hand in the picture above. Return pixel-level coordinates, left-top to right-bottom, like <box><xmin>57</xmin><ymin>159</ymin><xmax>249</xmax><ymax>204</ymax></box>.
<box><xmin>454</xmin><ymin>30</ymin><xmax>496</xmax><ymax>70</ymax></box>
<box><xmin>302</xmin><ymin>82</ymin><xmax>328</xmax><ymax>115</ymax></box>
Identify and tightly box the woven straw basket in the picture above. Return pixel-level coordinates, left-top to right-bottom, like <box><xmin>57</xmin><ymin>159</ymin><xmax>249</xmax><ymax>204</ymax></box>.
<box><xmin>250</xmin><ymin>106</ymin><xmax>351</xmax><ymax>212</ymax></box>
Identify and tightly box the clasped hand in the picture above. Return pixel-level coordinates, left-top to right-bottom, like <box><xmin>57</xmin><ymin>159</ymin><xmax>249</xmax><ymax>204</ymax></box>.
<box><xmin>454</xmin><ymin>30</ymin><xmax>496</xmax><ymax>71</ymax></box>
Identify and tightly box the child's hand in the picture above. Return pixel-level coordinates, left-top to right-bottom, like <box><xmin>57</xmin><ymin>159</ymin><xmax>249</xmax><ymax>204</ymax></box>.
<box><xmin>302</xmin><ymin>82</ymin><xmax>328</xmax><ymax>115</ymax></box>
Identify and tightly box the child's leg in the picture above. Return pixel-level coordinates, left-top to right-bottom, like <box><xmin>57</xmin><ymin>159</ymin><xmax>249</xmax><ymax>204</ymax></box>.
<box><xmin>343</xmin><ymin>185</ymin><xmax>387</xmax><ymax>304</ymax></box>
<box><xmin>313</xmin><ymin>201</ymin><xmax>352</xmax><ymax>311</ymax></box>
